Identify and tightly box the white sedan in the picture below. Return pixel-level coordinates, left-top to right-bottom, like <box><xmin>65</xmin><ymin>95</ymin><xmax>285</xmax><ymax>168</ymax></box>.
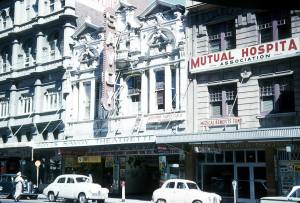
<box><xmin>43</xmin><ymin>174</ymin><xmax>109</xmax><ymax>203</ymax></box>
<box><xmin>152</xmin><ymin>179</ymin><xmax>222</xmax><ymax>203</ymax></box>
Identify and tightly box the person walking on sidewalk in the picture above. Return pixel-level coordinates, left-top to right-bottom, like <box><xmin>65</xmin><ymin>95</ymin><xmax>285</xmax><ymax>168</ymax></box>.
<box><xmin>14</xmin><ymin>172</ymin><xmax>24</xmax><ymax>202</ymax></box>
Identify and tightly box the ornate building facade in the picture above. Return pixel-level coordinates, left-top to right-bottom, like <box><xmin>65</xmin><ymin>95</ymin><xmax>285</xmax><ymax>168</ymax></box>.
<box><xmin>155</xmin><ymin>1</ymin><xmax>300</xmax><ymax>203</ymax></box>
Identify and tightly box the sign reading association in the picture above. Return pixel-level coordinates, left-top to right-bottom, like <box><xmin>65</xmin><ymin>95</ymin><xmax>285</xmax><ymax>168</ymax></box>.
<box><xmin>190</xmin><ymin>37</ymin><xmax>300</xmax><ymax>73</ymax></box>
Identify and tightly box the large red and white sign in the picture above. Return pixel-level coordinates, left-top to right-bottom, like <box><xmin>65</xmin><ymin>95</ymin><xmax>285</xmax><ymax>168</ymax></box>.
<box><xmin>190</xmin><ymin>37</ymin><xmax>300</xmax><ymax>73</ymax></box>
<box><xmin>200</xmin><ymin>117</ymin><xmax>241</xmax><ymax>127</ymax></box>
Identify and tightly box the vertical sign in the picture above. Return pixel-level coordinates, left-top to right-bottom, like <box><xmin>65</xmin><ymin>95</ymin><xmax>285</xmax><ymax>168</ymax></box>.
<box><xmin>101</xmin><ymin>8</ymin><xmax>116</xmax><ymax>111</ymax></box>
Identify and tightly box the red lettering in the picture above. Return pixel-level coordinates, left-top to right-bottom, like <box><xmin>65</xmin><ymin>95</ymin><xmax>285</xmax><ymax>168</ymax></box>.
<box><xmin>288</xmin><ymin>39</ymin><xmax>298</xmax><ymax>51</ymax></box>
<box><xmin>242</xmin><ymin>48</ymin><xmax>248</xmax><ymax>57</ymax></box>
<box><xmin>191</xmin><ymin>58</ymin><xmax>199</xmax><ymax>69</ymax></box>
<box><xmin>266</xmin><ymin>44</ymin><xmax>273</xmax><ymax>53</ymax></box>
<box><xmin>221</xmin><ymin>53</ymin><xmax>228</xmax><ymax>61</ymax></box>
<box><xmin>213</xmin><ymin>53</ymin><xmax>220</xmax><ymax>62</ymax></box>
<box><xmin>228</xmin><ymin>51</ymin><xmax>234</xmax><ymax>59</ymax></box>
<box><xmin>280</xmin><ymin>40</ymin><xmax>286</xmax><ymax>51</ymax></box>
<box><xmin>201</xmin><ymin>56</ymin><xmax>206</xmax><ymax>65</ymax></box>
<box><xmin>258</xmin><ymin>45</ymin><xmax>265</xmax><ymax>54</ymax></box>
<box><xmin>250</xmin><ymin>47</ymin><xmax>257</xmax><ymax>55</ymax></box>
<box><xmin>208</xmin><ymin>55</ymin><xmax>213</xmax><ymax>63</ymax></box>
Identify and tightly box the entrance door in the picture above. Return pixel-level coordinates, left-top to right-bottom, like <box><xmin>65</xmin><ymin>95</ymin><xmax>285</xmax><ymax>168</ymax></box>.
<box><xmin>235</xmin><ymin>165</ymin><xmax>267</xmax><ymax>203</ymax></box>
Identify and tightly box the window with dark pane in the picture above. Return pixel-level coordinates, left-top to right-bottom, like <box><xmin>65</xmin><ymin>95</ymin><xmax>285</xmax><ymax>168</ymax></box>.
<box><xmin>207</xmin><ymin>20</ymin><xmax>236</xmax><ymax>52</ymax></box>
<box><xmin>209</xmin><ymin>84</ymin><xmax>237</xmax><ymax>118</ymax></box>
<box><xmin>156</xmin><ymin>70</ymin><xmax>165</xmax><ymax>110</ymax></box>
<box><xmin>127</xmin><ymin>75</ymin><xmax>141</xmax><ymax>102</ymax></box>
<box><xmin>259</xmin><ymin>76</ymin><xmax>294</xmax><ymax>114</ymax></box>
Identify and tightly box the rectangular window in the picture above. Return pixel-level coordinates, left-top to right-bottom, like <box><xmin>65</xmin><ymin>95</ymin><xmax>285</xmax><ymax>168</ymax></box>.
<box><xmin>1</xmin><ymin>51</ymin><xmax>9</xmax><ymax>73</ymax></box>
<box><xmin>171</xmin><ymin>69</ymin><xmax>176</xmax><ymax>109</ymax></box>
<box><xmin>259</xmin><ymin>76</ymin><xmax>294</xmax><ymax>114</ymax></box>
<box><xmin>156</xmin><ymin>70</ymin><xmax>165</xmax><ymax>110</ymax></box>
<box><xmin>257</xmin><ymin>12</ymin><xmax>291</xmax><ymax>43</ymax></box>
<box><xmin>207</xmin><ymin>20</ymin><xmax>236</xmax><ymax>52</ymax></box>
<box><xmin>44</xmin><ymin>90</ymin><xmax>60</xmax><ymax>111</ymax></box>
<box><xmin>83</xmin><ymin>82</ymin><xmax>91</xmax><ymax>120</ymax></box>
<box><xmin>50</xmin><ymin>0</ymin><xmax>55</xmax><ymax>12</ymax></box>
<box><xmin>127</xmin><ymin>76</ymin><xmax>141</xmax><ymax>102</ymax></box>
<box><xmin>209</xmin><ymin>84</ymin><xmax>237</xmax><ymax>118</ymax></box>
<box><xmin>0</xmin><ymin>98</ymin><xmax>9</xmax><ymax>117</ymax></box>
<box><xmin>19</xmin><ymin>94</ymin><xmax>33</xmax><ymax>114</ymax></box>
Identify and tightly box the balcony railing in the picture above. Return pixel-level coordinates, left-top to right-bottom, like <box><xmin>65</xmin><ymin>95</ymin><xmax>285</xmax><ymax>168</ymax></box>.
<box><xmin>116</xmin><ymin>49</ymin><xmax>129</xmax><ymax>61</ymax></box>
<box><xmin>128</xmin><ymin>88</ymin><xmax>141</xmax><ymax>96</ymax></box>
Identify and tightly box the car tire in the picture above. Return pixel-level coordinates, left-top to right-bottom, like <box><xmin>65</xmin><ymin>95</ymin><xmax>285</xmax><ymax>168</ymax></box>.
<box><xmin>193</xmin><ymin>200</ymin><xmax>203</xmax><ymax>203</ymax></box>
<box><xmin>78</xmin><ymin>193</ymin><xmax>87</xmax><ymax>203</ymax></box>
<box><xmin>156</xmin><ymin>199</ymin><xmax>166</xmax><ymax>203</ymax></box>
<box><xmin>48</xmin><ymin>192</ymin><xmax>56</xmax><ymax>202</ymax></box>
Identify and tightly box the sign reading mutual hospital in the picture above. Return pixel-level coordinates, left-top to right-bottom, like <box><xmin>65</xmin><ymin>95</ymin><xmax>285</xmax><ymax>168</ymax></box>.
<box><xmin>190</xmin><ymin>37</ymin><xmax>300</xmax><ymax>73</ymax></box>
<box><xmin>101</xmin><ymin>8</ymin><xmax>116</xmax><ymax>111</ymax></box>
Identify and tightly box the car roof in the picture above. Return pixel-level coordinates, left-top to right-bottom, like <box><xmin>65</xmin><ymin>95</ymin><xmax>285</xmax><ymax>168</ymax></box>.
<box><xmin>57</xmin><ymin>174</ymin><xmax>88</xmax><ymax>178</ymax></box>
<box><xmin>165</xmin><ymin>179</ymin><xmax>196</xmax><ymax>183</ymax></box>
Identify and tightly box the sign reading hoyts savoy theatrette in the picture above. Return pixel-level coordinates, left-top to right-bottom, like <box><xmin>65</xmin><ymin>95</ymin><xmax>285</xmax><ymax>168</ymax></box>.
<box><xmin>190</xmin><ymin>37</ymin><xmax>300</xmax><ymax>73</ymax></box>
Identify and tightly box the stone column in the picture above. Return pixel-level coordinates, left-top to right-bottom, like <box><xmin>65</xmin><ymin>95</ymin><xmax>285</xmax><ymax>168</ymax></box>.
<box><xmin>63</xmin><ymin>22</ymin><xmax>75</xmax><ymax>69</ymax></box>
<box><xmin>35</xmin><ymin>31</ymin><xmax>45</xmax><ymax>65</ymax></box>
<box><xmin>179</xmin><ymin>61</ymin><xmax>187</xmax><ymax>111</ymax></box>
<box><xmin>118</xmin><ymin>77</ymin><xmax>127</xmax><ymax>116</ymax></box>
<box><xmin>141</xmin><ymin>71</ymin><xmax>148</xmax><ymax>114</ymax></box>
<box><xmin>175</xmin><ymin>66</ymin><xmax>180</xmax><ymax>110</ymax></box>
<box><xmin>11</xmin><ymin>39</ymin><xmax>19</xmax><ymax>71</ymax></box>
<box><xmin>149</xmin><ymin>68</ymin><xmax>156</xmax><ymax>113</ymax></box>
<box><xmin>72</xmin><ymin>82</ymin><xmax>79</xmax><ymax>122</ymax></box>
<box><xmin>9</xmin><ymin>84</ymin><xmax>17</xmax><ymax>117</ymax></box>
<box><xmin>90</xmin><ymin>79</ymin><xmax>95</xmax><ymax>119</ymax></box>
<box><xmin>14</xmin><ymin>0</ymin><xmax>21</xmax><ymax>25</ymax></box>
<box><xmin>33</xmin><ymin>78</ymin><xmax>42</xmax><ymax>113</ymax></box>
<box><xmin>37</xmin><ymin>0</ymin><xmax>44</xmax><ymax>16</ymax></box>
<box><xmin>164</xmin><ymin>66</ymin><xmax>172</xmax><ymax>112</ymax></box>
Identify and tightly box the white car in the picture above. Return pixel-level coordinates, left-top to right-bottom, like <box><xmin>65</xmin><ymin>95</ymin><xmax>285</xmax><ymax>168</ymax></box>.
<box><xmin>261</xmin><ymin>185</ymin><xmax>300</xmax><ymax>203</ymax></box>
<box><xmin>43</xmin><ymin>174</ymin><xmax>109</xmax><ymax>203</ymax></box>
<box><xmin>152</xmin><ymin>179</ymin><xmax>222</xmax><ymax>203</ymax></box>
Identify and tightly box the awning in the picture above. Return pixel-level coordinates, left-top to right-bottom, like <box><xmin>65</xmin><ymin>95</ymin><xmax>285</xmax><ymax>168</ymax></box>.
<box><xmin>156</xmin><ymin>126</ymin><xmax>300</xmax><ymax>144</ymax></box>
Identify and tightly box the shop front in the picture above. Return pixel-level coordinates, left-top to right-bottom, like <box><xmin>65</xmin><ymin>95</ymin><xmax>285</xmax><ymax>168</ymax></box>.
<box><xmin>33</xmin><ymin>135</ymin><xmax>184</xmax><ymax>196</ymax></box>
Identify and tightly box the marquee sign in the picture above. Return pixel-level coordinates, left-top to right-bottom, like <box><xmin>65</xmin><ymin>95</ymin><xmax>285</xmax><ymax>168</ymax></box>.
<box><xmin>190</xmin><ymin>37</ymin><xmax>300</xmax><ymax>73</ymax></box>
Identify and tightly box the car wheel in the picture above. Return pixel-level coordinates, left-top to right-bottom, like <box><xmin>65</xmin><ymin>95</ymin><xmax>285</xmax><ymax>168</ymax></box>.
<box><xmin>48</xmin><ymin>192</ymin><xmax>56</xmax><ymax>202</ymax></box>
<box><xmin>156</xmin><ymin>199</ymin><xmax>166</xmax><ymax>203</ymax></box>
<box><xmin>193</xmin><ymin>200</ymin><xmax>203</xmax><ymax>203</ymax></box>
<box><xmin>78</xmin><ymin>193</ymin><xmax>87</xmax><ymax>203</ymax></box>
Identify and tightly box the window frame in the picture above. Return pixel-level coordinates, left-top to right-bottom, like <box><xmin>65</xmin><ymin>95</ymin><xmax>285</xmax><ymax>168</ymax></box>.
<box><xmin>209</xmin><ymin>84</ymin><xmax>237</xmax><ymax>118</ymax></box>
<box><xmin>44</xmin><ymin>89</ymin><xmax>60</xmax><ymax>111</ymax></box>
<box><xmin>207</xmin><ymin>20</ymin><xmax>236</xmax><ymax>53</ymax></box>
<box><xmin>259</xmin><ymin>76</ymin><xmax>295</xmax><ymax>115</ymax></box>
<box><xmin>19</xmin><ymin>93</ymin><xmax>33</xmax><ymax>115</ymax></box>
<box><xmin>257</xmin><ymin>12</ymin><xmax>291</xmax><ymax>43</ymax></box>
<box><xmin>0</xmin><ymin>97</ymin><xmax>9</xmax><ymax>118</ymax></box>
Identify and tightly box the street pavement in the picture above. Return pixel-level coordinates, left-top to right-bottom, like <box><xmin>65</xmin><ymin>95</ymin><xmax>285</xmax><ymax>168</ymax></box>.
<box><xmin>0</xmin><ymin>194</ymin><xmax>152</xmax><ymax>203</ymax></box>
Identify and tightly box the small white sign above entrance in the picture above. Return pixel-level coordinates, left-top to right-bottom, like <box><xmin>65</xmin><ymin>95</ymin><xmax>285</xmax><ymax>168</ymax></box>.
<box><xmin>190</xmin><ymin>37</ymin><xmax>300</xmax><ymax>73</ymax></box>
<box><xmin>147</xmin><ymin>112</ymin><xmax>185</xmax><ymax>124</ymax></box>
<box><xmin>200</xmin><ymin>117</ymin><xmax>241</xmax><ymax>127</ymax></box>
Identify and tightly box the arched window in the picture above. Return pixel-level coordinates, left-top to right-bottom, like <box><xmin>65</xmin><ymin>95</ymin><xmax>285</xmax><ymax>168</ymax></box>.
<box><xmin>48</xmin><ymin>32</ymin><xmax>61</xmax><ymax>60</ymax></box>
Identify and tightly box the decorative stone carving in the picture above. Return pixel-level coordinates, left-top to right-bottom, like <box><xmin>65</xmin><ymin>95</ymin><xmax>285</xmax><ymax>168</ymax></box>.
<box><xmin>148</xmin><ymin>29</ymin><xmax>170</xmax><ymax>52</ymax></box>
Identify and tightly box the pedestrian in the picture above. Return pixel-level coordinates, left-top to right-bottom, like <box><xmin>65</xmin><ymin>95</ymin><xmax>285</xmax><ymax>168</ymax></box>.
<box><xmin>14</xmin><ymin>172</ymin><xmax>24</xmax><ymax>202</ymax></box>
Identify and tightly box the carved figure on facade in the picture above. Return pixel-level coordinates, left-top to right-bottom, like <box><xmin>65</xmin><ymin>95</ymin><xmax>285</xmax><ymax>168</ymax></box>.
<box><xmin>79</xmin><ymin>46</ymin><xmax>98</xmax><ymax>68</ymax></box>
<box><xmin>148</xmin><ymin>29</ymin><xmax>171</xmax><ymax>52</ymax></box>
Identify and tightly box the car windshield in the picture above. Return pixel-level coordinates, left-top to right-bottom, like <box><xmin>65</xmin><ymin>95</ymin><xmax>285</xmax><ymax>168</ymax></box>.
<box><xmin>76</xmin><ymin>177</ymin><xmax>90</xmax><ymax>183</ymax></box>
<box><xmin>187</xmin><ymin>182</ymin><xmax>199</xmax><ymax>190</ymax></box>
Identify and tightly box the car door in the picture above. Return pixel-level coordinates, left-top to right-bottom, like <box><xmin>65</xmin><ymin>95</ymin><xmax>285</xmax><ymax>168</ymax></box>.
<box><xmin>163</xmin><ymin>181</ymin><xmax>176</xmax><ymax>202</ymax></box>
<box><xmin>54</xmin><ymin>177</ymin><xmax>66</xmax><ymax>197</ymax></box>
<box><xmin>174</xmin><ymin>181</ymin><xmax>188</xmax><ymax>203</ymax></box>
<box><xmin>64</xmin><ymin>177</ymin><xmax>76</xmax><ymax>199</ymax></box>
